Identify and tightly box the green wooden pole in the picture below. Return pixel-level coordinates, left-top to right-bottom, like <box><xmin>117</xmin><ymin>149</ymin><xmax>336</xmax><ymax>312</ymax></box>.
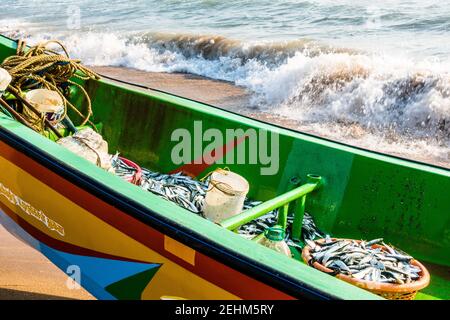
<box><xmin>278</xmin><ymin>203</ymin><xmax>289</xmax><ymax>230</ymax></box>
<box><xmin>220</xmin><ymin>174</ymin><xmax>322</xmax><ymax>230</ymax></box>
<box><xmin>291</xmin><ymin>195</ymin><xmax>306</xmax><ymax>241</ymax></box>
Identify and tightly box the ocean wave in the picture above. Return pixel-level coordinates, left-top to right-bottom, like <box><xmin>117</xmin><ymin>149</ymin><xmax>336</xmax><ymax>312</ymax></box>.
<box><xmin>137</xmin><ymin>33</ymin><xmax>357</xmax><ymax>63</ymax></box>
<box><xmin>1</xmin><ymin>27</ymin><xmax>449</xmax><ymax>163</ymax></box>
<box><xmin>243</xmin><ymin>52</ymin><xmax>450</xmax><ymax>142</ymax></box>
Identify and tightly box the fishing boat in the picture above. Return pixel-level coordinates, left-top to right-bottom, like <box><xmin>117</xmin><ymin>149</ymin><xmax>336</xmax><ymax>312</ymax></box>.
<box><xmin>0</xmin><ymin>34</ymin><xmax>448</xmax><ymax>300</ymax></box>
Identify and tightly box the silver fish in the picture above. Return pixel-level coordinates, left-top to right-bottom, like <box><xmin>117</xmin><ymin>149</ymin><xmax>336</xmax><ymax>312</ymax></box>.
<box><xmin>308</xmin><ymin>238</ymin><xmax>421</xmax><ymax>284</ymax></box>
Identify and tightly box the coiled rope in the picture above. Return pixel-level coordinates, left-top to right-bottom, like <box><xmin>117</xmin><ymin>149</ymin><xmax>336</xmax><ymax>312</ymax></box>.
<box><xmin>1</xmin><ymin>40</ymin><xmax>100</xmax><ymax>131</ymax></box>
<box><xmin>201</xmin><ymin>167</ymin><xmax>247</xmax><ymax>196</ymax></box>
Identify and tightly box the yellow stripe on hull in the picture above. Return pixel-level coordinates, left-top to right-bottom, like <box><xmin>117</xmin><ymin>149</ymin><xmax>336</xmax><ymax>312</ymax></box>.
<box><xmin>0</xmin><ymin>155</ymin><xmax>238</xmax><ymax>299</ymax></box>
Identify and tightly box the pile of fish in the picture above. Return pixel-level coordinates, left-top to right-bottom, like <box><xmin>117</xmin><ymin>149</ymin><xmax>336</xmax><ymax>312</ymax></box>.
<box><xmin>111</xmin><ymin>154</ymin><xmax>326</xmax><ymax>245</ymax></box>
<box><xmin>111</xmin><ymin>156</ymin><xmax>420</xmax><ymax>284</ymax></box>
<box><xmin>236</xmin><ymin>205</ymin><xmax>278</xmax><ymax>240</ymax></box>
<box><xmin>111</xmin><ymin>154</ymin><xmax>207</xmax><ymax>213</ymax></box>
<box><xmin>110</xmin><ymin>154</ymin><xmax>136</xmax><ymax>179</ymax></box>
<box><xmin>302</xmin><ymin>213</ymin><xmax>326</xmax><ymax>241</ymax></box>
<box><xmin>140</xmin><ymin>169</ymin><xmax>208</xmax><ymax>214</ymax></box>
<box><xmin>307</xmin><ymin>237</ymin><xmax>421</xmax><ymax>284</ymax></box>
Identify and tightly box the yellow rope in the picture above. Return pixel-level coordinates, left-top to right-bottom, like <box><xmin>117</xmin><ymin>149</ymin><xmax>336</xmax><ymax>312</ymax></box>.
<box><xmin>22</xmin><ymin>104</ymin><xmax>46</xmax><ymax>132</ymax></box>
<box><xmin>200</xmin><ymin>167</ymin><xmax>243</xmax><ymax>195</ymax></box>
<box><xmin>200</xmin><ymin>167</ymin><xmax>230</xmax><ymax>182</ymax></box>
<box><xmin>1</xmin><ymin>40</ymin><xmax>100</xmax><ymax>130</ymax></box>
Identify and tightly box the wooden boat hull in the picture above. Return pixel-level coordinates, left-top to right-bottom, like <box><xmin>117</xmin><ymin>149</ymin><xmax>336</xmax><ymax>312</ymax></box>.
<box><xmin>0</xmin><ymin>136</ymin><xmax>297</xmax><ymax>299</ymax></box>
<box><xmin>0</xmin><ymin>34</ymin><xmax>448</xmax><ymax>300</ymax></box>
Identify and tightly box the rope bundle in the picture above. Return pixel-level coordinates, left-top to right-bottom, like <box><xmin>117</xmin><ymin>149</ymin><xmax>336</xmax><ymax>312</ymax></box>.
<box><xmin>202</xmin><ymin>167</ymin><xmax>248</xmax><ymax>196</ymax></box>
<box><xmin>1</xmin><ymin>40</ymin><xmax>100</xmax><ymax>131</ymax></box>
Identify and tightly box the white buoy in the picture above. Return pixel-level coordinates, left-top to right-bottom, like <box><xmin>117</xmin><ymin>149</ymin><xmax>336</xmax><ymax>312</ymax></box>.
<box><xmin>24</xmin><ymin>89</ymin><xmax>64</xmax><ymax>124</ymax></box>
<box><xmin>0</xmin><ymin>68</ymin><xmax>12</xmax><ymax>97</ymax></box>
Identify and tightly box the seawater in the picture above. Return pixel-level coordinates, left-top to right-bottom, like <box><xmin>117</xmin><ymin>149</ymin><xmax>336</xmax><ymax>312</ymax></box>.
<box><xmin>1</xmin><ymin>0</ymin><xmax>449</xmax><ymax>166</ymax></box>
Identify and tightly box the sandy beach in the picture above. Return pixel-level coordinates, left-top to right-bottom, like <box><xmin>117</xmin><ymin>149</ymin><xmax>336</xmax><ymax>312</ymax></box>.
<box><xmin>93</xmin><ymin>66</ymin><xmax>251</xmax><ymax>110</ymax></box>
<box><xmin>0</xmin><ymin>225</ymin><xmax>94</xmax><ymax>300</ymax></box>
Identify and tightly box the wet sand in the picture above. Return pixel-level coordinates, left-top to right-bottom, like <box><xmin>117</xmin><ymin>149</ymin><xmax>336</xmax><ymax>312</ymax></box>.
<box><xmin>94</xmin><ymin>66</ymin><xmax>251</xmax><ymax>110</ymax></box>
<box><xmin>0</xmin><ymin>225</ymin><xmax>94</xmax><ymax>300</ymax></box>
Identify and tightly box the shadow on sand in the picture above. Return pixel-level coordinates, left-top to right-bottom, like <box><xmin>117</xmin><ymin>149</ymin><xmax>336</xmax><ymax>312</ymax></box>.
<box><xmin>0</xmin><ymin>288</ymin><xmax>78</xmax><ymax>300</ymax></box>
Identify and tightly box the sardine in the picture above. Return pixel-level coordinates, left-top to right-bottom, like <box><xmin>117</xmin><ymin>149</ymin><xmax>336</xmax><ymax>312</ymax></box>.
<box><xmin>308</xmin><ymin>238</ymin><xmax>421</xmax><ymax>284</ymax></box>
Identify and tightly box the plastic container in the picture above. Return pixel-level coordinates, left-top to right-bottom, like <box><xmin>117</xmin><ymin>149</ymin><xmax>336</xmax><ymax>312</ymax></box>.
<box><xmin>203</xmin><ymin>170</ymin><xmax>249</xmax><ymax>223</ymax></box>
<box><xmin>24</xmin><ymin>89</ymin><xmax>64</xmax><ymax>124</ymax></box>
<box><xmin>0</xmin><ymin>68</ymin><xmax>11</xmax><ymax>97</ymax></box>
<box><xmin>259</xmin><ymin>226</ymin><xmax>291</xmax><ymax>257</ymax></box>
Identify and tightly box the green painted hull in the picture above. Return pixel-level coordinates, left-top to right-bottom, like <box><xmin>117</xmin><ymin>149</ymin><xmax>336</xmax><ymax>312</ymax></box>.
<box><xmin>0</xmin><ymin>35</ymin><xmax>448</xmax><ymax>300</ymax></box>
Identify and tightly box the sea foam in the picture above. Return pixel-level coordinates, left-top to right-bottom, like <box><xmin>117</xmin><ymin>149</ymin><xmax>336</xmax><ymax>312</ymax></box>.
<box><xmin>1</xmin><ymin>23</ymin><xmax>449</xmax><ymax>166</ymax></box>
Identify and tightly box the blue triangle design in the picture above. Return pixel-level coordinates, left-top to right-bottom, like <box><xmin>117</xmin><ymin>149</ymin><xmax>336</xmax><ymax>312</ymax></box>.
<box><xmin>40</xmin><ymin>244</ymin><xmax>161</xmax><ymax>299</ymax></box>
